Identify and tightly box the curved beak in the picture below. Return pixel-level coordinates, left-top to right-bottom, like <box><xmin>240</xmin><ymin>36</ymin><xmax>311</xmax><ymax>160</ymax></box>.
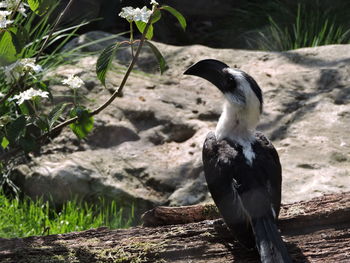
<box><xmin>184</xmin><ymin>59</ymin><xmax>229</xmax><ymax>91</ymax></box>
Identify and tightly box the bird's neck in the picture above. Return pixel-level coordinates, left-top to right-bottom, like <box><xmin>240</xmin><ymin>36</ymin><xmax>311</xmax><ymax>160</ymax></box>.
<box><xmin>215</xmin><ymin>101</ymin><xmax>260</xmax><ymax>165</ymax></box>
<box><xmin>215</xmin><ymin>101</ymin><xmax>259</xmax><ymax>141</ymax></box>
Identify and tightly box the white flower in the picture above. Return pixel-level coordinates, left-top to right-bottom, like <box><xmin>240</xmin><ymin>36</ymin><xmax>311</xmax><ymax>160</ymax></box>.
<box><xmin>0</xmin><ymin>0</ymin><xmax>27</xmax><ymax>17</ymax></box>
<box><xmin>0</xmin><ymin>92</ymin><xmax>5</xmax><ymax>98</ymax></box>
<box><xmin>0</xmin><ymin>10</ymin><xmax>13</xmax><ymax>29</ymax></box>
<box><xmin>20</xmin><ymin>58</ymin><xmax>42</xmax><ymax>73</ymax></box>
<box><xmin>119</xmin><ymin>6</ymin><xmax>152</xmax><ymax>23</ymax></box>
<box><xmin>2</xmin><ymin>58</ymin><xmax>43</xmax><ymax>84</ymax></box>
<box><xmin>10</xmin><ymin>88</ymin><xmax>49</xmax><ymax>105</ymax></box>
<box><xmin>119</xmin><ymin>6</ymin><xmax>135</xmax><ymax>21</ymax></box>
<box><xmin>150</xmin><ymin>0</ymin><xmax>159</xmax><ymax>6</ymax></box>
<box><xmin>62</xmin><ymin>74</ymin><xmax>84</xmax><ymax>89</ymax></box>
<box><xmin>134</xmin><ymin>6</ymin><xmax>152</xmax><ymax>22</ymax></box>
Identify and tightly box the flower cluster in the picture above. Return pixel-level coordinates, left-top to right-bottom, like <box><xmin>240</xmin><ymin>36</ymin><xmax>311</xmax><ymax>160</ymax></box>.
<box><xmin>62</xmin><ymin>74</ymin><xmax>84</xmax><ymax>89</ymax></box>
<box><xmin>0</xmin><ymin>10</ymin><xmax>13</xmax><ymax>29</ymax></box>
<box><xmin>2</xmin><ymin>58</ymin><xmax>43</xmax><ymax>84</ymax></box>
<box><xmin>0</xmin><ymin>0</ymin><xmax>27</xmax><ymax>16</ymax></box>
<box><xmin>10</xmin><ymin>88</ymin><xmax>49</xmax><ymax>105</ymax></box>
<box><xmin>119</xmin><ymin>6</ymin><xmax>152</xmax><ymax>23</ymax></box>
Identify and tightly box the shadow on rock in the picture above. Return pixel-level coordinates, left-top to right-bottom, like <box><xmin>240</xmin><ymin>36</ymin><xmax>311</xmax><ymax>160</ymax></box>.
<box><xmin>87</xmin><ymin>125</ymin><xmax>140</xmax><ymax>148</ymax></box>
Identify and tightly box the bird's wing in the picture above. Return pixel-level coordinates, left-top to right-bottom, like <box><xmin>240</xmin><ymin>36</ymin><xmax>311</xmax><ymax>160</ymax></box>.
<box><xmin>202</xmin><ymin>132</ymin><xmax>255</xmax><ymax>248</ymax></box>
<box><xmin>248</xmin><ymin>134</ymin><xmax>291</xmax><ymax>262</ymax></box>
<box><xmin>252</xmin><ymin>132</ymin><xmax>282</xmax><ymax>218</ymax></box>
<box><xmin>227</xmin><ymin>132</ymin><xmax>282</xmax><ymax>222</ymax></box>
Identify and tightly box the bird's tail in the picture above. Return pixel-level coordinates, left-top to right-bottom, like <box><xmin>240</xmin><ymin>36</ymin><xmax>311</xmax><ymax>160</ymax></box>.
<box><xmin>252</xmin><ymin>217</ymin><xmax>292</xmax><ymax>263</ymax></box>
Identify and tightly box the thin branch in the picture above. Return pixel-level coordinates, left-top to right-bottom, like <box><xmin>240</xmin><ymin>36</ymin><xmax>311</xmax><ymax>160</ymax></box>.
<box><xmin>90</xmin><ymin>24</ymin><xmax>152</xmax><ymax>115</ymax></box>
<box><xmin>8</xmin><ymin>0</ymin><xmax>24</xmax><ymax>20</ymax></box>
<box><xmin>35</xmin><ymin>0</ymin><xmax>76</xmax><ymax>63</ymax></box>
<box><xmin>0</xmin><ymin>87</ymin><xmax>16</xmax><ymax>105</ymax></box>
<box><xmin>130</xmin><ymin>21</ymin><xmax>135</xmax><ymax>58</ymax></box>
<box><xmin>0</xmin><ymin>74</ymin><xmax>28</xmax><ymax>105</ymax></box>
<box><xmin>43</xmin><ymin>18</ymin><xmax>153</xmax><ymax>134</ymax></box>
<box><xmin>0</xmin><ymin>11</ymin><xmax>155</xmax><ymax>162</ymax></box>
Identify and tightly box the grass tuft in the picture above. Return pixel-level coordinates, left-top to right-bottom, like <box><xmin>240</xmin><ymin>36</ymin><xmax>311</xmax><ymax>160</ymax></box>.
<box><xmin>0</xmin><ymin>192</ymin><xmax>134</xmax><ymax>239</ymax></box>
<box><xmin>250</xmin><ymin>3</ymin><xmax>350</xmax><ymax>51</ymax></box>
<box><xmin>213</xmin><ymin>0</ymin><xmax>350</xmax><ymax>51</ymax></box>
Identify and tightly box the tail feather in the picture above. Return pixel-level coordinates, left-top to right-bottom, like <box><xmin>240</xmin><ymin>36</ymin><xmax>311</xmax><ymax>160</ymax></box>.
<box><xmin>252</xmin><ymin>217</ymin><xmax>292</xmax><ymax>263</ymax></box>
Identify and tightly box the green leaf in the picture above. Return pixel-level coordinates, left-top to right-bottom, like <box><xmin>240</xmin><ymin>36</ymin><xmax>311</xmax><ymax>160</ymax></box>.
<box><xmin>8</xmin><ymin>26</ymin><xmax>28</xmax><ymax>53</ymax></box>
<box><xmin>0</xmin><ymin>26</ymin><xmax>29</xmax><ymax>66</ymax></box>
<box><xmin>1</xmin><ymin>137</ymin><xmax>9</xmax><ymax>149</ymax></box>
<box><xmin>19</xmin><ymin>136</ymin><xmax>38</xmax><ymax>153</ymax></box>
<box><xmin>161</xmin><ymin>6</ymin><xmax>186</xmax><ymax>30</ymax></box>
<box><xmin>19</xmin><ymin>103</ymin><xmax>30</xmax><ymax>115</ymax></box>
<box><xmin>151</xmin><ymin>9</ymin><xmax>162</xmax><ymax>24</ymax></box>
<box><xmin>135</xmin><ymin>21</ymin><xmax>154</xmax><ymax>40</ymax></box>
<box><xmin>69</xmin><ymin>107</ymin><xmax>94</xmax><ymax>139</ymax></box>
<box><xmin>35</xmin><ymin>115</ymin><xmax>49</xmax><ymax>131</ymax></box>
<box><xmin>0</xmin><ymin>30</ymin><xmax>19</xmax><ymax>66</ymax></box>
<box><xmin>48</xmin><ymin>103</ymin><xmax>67</xmax><ymax>129</ymax></box>
<box><xmin>144</xmin><ymin>40</ymin><xmax>168</xmax><ymax>74</ymax></box>
<box><xmin>96</xmin><ymin>42</ymin><xmax>120</xmax><ymax>87</ymax></box>
<box><xmin>26</xmin><ymin>123</ymin><xmax>42</xmax><ymax>138</ymax></box>
<box><xmin>7</xmin><ymin>115</ymin><xmax>26</xmax><ymax>144</ymax></box>
<box><xmin>27</xmin><ymin>0</ymin><xmax>55</xmax><ymax>16</ymax></box>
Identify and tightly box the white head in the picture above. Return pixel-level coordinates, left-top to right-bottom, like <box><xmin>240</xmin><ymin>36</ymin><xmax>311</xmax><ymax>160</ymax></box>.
<box><xmin>217</xmin><ymin>67</ymin><xmax>262</xmax><ymax>140</ymax></box>
<box><xmin>184</xmin><ymin>59</ymin><xmax>263</xmax><ymax>140</ymax></box>
<box><xmin>184</xmin><ymin>59</ymin><xmax>264</xmax><ymax>164</ymax></box>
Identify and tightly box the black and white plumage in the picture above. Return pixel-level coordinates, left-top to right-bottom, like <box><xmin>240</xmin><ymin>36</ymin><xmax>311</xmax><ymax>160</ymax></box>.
<box><xmin>184</xmin><ymin>59</ymin><xmax>292</xmax><ymax>263</ymax></box>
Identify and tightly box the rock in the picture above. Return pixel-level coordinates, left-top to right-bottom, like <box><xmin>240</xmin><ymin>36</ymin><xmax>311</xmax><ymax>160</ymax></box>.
<box><xmin>63</xmin><ymin>32</ymin><xmax>160</xmax><ymax>73</ymax></box>
<box><xmin>13</xmin><ymin>33</ymin><xmax>350</xmax><ymax>217</ymax></box>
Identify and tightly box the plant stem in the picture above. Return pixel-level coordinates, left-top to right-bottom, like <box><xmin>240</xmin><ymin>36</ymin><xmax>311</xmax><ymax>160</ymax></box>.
<box><xmin>0</xmin><ymin>87</ymin><xmax>16</xmax><ymax>105</ymax></box>
<box><xmin>45</xmin><ymin>18</ymin><xmax>152</xmax><ymax>134</ymax></box>
<box><xmin>8</xmin><ymin>0</ymin><xmax>24</xmax><ymax>20</ymax></box>
<box><xmin>35</xmin><ymin>0</ymin><xmax>76</xmax><ymax>63</ymax></box>
<box><xmin>0</xmin><ymin>73</ymin><xmax>28</xmax><ymax>105</ymax></box>
<box><xmin>0</xmin><ymin>11</ymin><xmax>154</xmax><ymax>162</ymax></box>
<box><xmin>130</xmin><ymin>22</ymin><xmax>134</xmax><ymax>58</ymax></box>
<box><xmin>73</xmin><ymin>89</ymin><xmax>77</xmax><ymax>106</ymax></box>
<box><xmin>90</xmin><ymin>16</ymin><xmax>153</xmax><ymax>115</ymax></box>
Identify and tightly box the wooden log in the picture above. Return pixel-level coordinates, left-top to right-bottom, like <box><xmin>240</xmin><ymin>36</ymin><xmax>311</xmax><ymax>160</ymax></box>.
<box><xmin>141</xmin><ymin>203</ymin><xmax>220</xmax><ymax>227</ymax></box>
<box><xmin>0</xmin><ymin>192</ymin><xmax>349</xmax><ymax>263</ymax></box>
<box><xmin>142</xmin><ymin>192</ymin><xmax>350</xmax><ymax>230</ymax></box>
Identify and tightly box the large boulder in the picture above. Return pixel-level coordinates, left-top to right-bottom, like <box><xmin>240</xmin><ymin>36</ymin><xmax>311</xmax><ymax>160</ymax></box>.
<box><xmin>13</xmin><ymin>32</ymin><xmax>350</xmax><ymax>216</ymax></box>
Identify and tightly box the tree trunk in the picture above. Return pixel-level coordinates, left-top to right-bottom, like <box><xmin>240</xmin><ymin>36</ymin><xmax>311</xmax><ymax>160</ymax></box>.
<box><xmin>1</xmin><ymin>192</ymin><xmax>349</xmax><ymax>263</ymax></box>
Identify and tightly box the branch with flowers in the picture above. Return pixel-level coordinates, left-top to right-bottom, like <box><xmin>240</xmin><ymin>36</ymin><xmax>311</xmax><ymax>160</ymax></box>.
<box><xmin>0</xmin><ymin>0</ymin><xmax>186</xmax><ymax>191</ymax></box>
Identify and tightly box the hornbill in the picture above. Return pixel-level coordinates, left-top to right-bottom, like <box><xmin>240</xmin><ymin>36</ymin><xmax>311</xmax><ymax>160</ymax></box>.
<box><xmin>184</xmin><ymin>59</ymin><xmax>292</xmax><ymax>263</ymax></box>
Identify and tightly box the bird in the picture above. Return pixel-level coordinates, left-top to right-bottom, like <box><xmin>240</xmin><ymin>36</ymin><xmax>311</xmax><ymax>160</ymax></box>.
<box><xmin>184</xmin><ymin>59</ymin><xmax>292</xmax><ymax>263</ymax></box>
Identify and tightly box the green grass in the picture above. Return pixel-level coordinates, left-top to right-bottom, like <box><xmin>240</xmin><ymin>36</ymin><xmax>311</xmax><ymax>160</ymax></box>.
<box><xmin>211</xmin><ymin>0</ymin><xmax>350</xmax><ymax>51</ymax></box>
<box><xmin>250</xmin><ymin>3</ymin><xmax>350</xmax><ymax>51</ymax></box>
<box><xmin>0</xmin><ymin>192</ymin><xmax>134</xmax><ymax>239</ymax></box>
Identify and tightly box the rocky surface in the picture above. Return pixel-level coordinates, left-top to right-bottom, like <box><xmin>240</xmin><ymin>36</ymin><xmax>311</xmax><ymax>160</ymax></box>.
<box><xmin>13</xmin><ymin>32</ymin><xmax>350</xmax><ymax>216</ymax></box>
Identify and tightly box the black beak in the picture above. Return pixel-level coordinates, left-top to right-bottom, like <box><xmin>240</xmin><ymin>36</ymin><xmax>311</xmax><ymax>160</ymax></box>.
<box><xmin>184</xmin><ymin>59</ymin><xmax>229</xmax><ymax>91</ymax></box>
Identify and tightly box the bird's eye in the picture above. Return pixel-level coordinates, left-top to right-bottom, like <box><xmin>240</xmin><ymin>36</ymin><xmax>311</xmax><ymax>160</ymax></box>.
<box><xmin>227</xmin><ymin>75</ymin><xmax>236</xmax><ymax>83</ymax></box>
<box><xmin>227</xmin><ymin>76</ymin><xmax>236</xmax><ymax>90</ymax></box>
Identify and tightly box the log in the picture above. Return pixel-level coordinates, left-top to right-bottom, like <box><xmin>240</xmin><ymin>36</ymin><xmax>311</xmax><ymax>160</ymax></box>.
<box><xmin>141</xmin><ymin>203</ymin><xmax>220</xmax><ymax>227</ymax></box>
<box><xmin>142</xmin><ymin>191</ymin><xmax>350</xmax><ymax>230</ymax></box>
<box><xmin>0</xmin><ymin>192</ymin><xmax>350</xmax><ymax>263</ymax></box>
